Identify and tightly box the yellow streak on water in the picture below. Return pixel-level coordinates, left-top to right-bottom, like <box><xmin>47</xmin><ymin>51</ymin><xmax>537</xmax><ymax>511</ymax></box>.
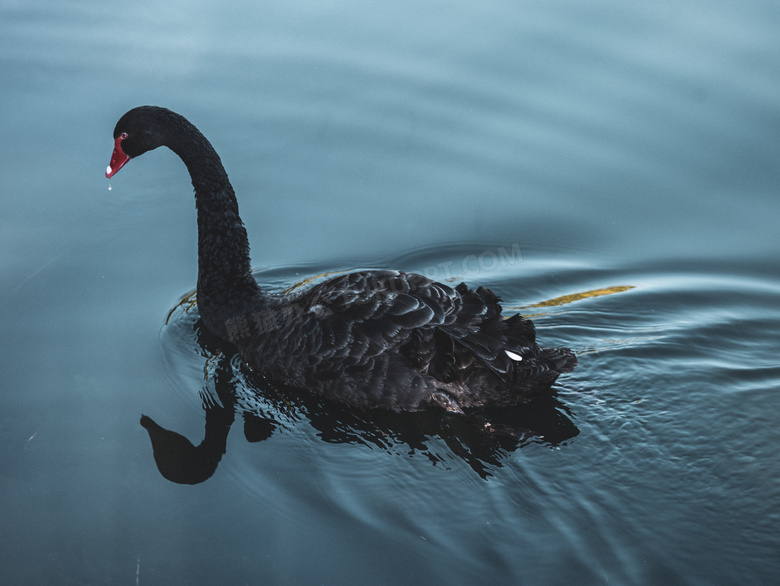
<box><xmin>504</xmin><ymin>285</ymin><xmax>635</xmax><ymax>318</ymax></box>
<box><xmin>283</xmin><ymin>270</ymin><xmax>348</xmax><ymax>295</ymax></box>
<box><xmin>165</xmin><ymin>290</ymin><xmax>198</xmax><ymax>325</ymax></box>
<box><xmin>522</xmin><ymin>286</ymin><xmax>634</xmax><ymax>309</ymax></box>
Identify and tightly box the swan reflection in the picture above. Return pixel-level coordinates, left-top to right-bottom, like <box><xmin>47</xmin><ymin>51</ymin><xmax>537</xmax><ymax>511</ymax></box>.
<box><xmin>143</xmin><ymin>320</ymin><xmax>579</xmax><ymax>484</ymax></box>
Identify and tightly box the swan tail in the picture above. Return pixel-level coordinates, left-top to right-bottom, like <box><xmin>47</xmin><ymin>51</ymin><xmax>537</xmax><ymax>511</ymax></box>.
<box><xmin>431</xmin><ymin>284</ymin><xmax>576</xmax><ymax>387</ymax></box>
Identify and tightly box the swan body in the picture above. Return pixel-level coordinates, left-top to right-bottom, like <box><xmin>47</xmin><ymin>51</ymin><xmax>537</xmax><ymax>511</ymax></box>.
<box><xmin>108</xmin><ymin>106</ymin><xmax>576</xmax><ymax>412</ymax></box>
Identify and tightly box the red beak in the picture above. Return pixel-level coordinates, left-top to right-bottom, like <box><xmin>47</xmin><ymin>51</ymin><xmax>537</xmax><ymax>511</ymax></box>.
<box><xmin>106</xmin><ymin>136</ymin><xmax>130</xmax><ymax>178</ymax></box>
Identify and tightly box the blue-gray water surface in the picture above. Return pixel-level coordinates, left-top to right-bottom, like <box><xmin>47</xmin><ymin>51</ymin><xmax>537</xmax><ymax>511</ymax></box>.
<box><xmin>2</xmin><ymin>1</ymin><xmax>779</xmax><ymax>584</ymax></box>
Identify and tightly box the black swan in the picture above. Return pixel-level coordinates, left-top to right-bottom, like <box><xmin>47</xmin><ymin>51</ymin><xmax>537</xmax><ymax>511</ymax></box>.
<box><xmin>106</xmin><ymin>106</ymin><xmax>576</xmax><ymax>412</ymax></box>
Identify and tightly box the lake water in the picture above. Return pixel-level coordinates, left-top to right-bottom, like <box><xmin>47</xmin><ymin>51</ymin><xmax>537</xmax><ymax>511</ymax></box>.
<box><xmin>2</xmin><ymin>0</ymin><xmax>779</xmax><ymax>584</ymax></box>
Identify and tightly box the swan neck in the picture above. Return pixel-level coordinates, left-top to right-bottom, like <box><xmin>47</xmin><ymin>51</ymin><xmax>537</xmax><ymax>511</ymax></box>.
<box><xmin>166</xmin><ymin>119</ymin><xmax>261</xmax><ymax>335</ymax></box>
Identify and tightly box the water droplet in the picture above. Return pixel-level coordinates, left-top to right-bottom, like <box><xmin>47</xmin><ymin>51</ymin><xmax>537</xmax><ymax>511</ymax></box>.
<box><xmin>108</xmin><ymin>182</ymin><xmax>112</xmax><ymax>191</ymax></box>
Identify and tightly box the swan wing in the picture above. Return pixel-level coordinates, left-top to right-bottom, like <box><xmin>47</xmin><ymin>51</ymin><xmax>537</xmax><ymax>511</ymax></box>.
<box><xmin>286</xmin><ymin>270</ymin><xmax>539</xmax><ymax>384</ymax></box>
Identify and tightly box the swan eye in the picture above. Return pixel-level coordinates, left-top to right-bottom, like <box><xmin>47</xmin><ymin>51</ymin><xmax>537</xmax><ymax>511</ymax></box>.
<box><xmin>120</xmin><ymin>132</ymin><xmax>128</xmax><ymax>139</ymax></box>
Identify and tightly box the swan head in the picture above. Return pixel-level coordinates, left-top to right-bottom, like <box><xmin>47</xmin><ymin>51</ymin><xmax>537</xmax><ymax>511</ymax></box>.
<box><xmin>106</xmin><ymin>106</ymin><xmax>170</xmax><ymax>178</ymax></box>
